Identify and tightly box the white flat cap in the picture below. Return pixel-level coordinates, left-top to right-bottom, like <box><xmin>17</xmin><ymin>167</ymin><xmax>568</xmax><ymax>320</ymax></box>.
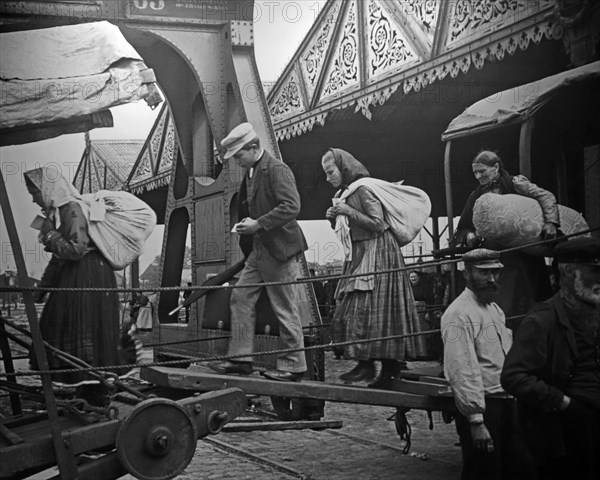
<box><xmin>221</xmin><ymin>122</ymin><xmax>258</xmax><ymax>159</ymax></box>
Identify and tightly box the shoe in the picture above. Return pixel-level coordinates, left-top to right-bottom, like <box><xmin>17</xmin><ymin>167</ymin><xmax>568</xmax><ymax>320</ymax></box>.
<box><xmin>207</xmin><ymin>361</ymin><xmax>253</xmax><ymax>375</ymax></box>
<box><xmin>339</xmin><ymin>361</ymin><xmax>375</xmax><ymax>383</ymax></box>
<box><xmin>369</xmin><ymin>360</ymin><xmax>402</xmax><ymax>389</ymax></box>
<box><xmin>262</xmin><ymin>370</ymin><xmax>305</xmax><ymax>382</ymax></box>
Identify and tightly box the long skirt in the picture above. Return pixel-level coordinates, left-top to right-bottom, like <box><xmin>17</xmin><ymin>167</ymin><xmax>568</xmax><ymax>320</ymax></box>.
<box><xmin>332</xmin><ymin>230</ymin><xmax>427</xmax><ymax>361</ymax></box>
<box><xmin>33</xmin><ymin>251</ymin><xmax>122</xmax><ymax>384</ymax></box>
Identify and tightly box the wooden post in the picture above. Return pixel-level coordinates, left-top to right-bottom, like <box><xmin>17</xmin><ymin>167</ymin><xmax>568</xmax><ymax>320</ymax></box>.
<box><xmin>0</xmin><ymin>173</ymin><xmax>78</xmax><ymax>477</ymax></box>
<box><xmin>519</xmin><ymin>118</ymin><xmax>534</xmax><ymax>179</ymax></box>
<box><xmin>444</xmin><ymin>141</ymin><xmax>457</xmax><ymax>299</ymax></box>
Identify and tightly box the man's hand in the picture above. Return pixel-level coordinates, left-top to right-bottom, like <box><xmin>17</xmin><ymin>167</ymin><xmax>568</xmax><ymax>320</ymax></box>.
<box><xmin>235</xmin><ymin>217</ymin><xmax>261</xmax><ymax>235</ymax></box>
<box><xmin>541</xmin><ymin>222</ymin><xmax>557</xmax><ymax>240</ymax></box>
<box><xmin>470</xmin><ymin>423</ymin><xmax>494</xmax><ymax>452</ymax></box>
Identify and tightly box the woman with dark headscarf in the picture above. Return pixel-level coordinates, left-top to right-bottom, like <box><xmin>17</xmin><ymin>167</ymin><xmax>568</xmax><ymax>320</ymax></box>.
<box><xmin>454</xmin><ymin>150</ymin><xmax>558</xmax><ymax>320</ymax></box>
<box><xmin>24</xmin><ymin>166</ymin><xmax>125</xmax><ymax>404</ymax></box>
<box><xmin>321</xmin><ymin>148</ymin><xmax>425</xmax><ymax>388</ymax></box>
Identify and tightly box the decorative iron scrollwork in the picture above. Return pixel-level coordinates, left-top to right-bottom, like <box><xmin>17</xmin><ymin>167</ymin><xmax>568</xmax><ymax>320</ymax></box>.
<box><xmin>449</xmin><ymin>0</ymin><xmax>549</xmax><ymax>44</ymax></box>
<box><xmin>368</xmin><ymin>0</ymin><xmax>416</xmax><ymax>77</ymax></box>
<box><xmin>322</xmin><ymin>0</ymin><xmax>359</xmax><ymax>98</ymax></box>
<box><xmin>270</xmin><ymin>72</ymin><xmax>304</xmax><ymax>119</ymax></box>
<box><xmin>402</xmin><ymin>0</ymin><xmax>439</xmax><ymax>36</ymax></box>
<box><xmin>301</xmin><ymin>3</ymin><xmax>339</xmax><ymax>99</ymax></box>
<box><xmin>158</xmin><ymin>118</ymin><xmax>175</xmax><ymax>174</ymax></box>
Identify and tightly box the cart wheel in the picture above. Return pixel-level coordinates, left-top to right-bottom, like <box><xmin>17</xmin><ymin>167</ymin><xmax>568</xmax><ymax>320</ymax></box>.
<box><xmin>116</xmin><ymin>398</ymin><xmax>197</xmax><ymax>480</ymax></box>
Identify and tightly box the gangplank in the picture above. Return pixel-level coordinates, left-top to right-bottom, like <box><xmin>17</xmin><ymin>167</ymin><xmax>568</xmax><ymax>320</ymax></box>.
<box><xmin>142</xmin><ymin>366</ymin><xmax>461</xmax><ymax>412</ymax></box>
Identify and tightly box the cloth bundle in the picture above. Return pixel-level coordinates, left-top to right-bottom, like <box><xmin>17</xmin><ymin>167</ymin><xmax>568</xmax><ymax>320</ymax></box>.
<box><xmin>80</xmin><ymin>190</ymin><xmax>156</xmax><ymax>270</ymax></box>
<box><xmin>473</xmin><ymin>193</ymin><xmax>589</xmax><ymax>256</ymax></box>
<box><xmin>335</xmin><ymin>178</ymin><xmax>431</xmax><ymax>260</ymax></box>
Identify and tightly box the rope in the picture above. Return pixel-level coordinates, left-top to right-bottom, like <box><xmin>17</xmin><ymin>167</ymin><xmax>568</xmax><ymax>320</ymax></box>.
<box><xmin>0</xmin><ymin>328</ymin><xmax>441</xmax><ymax>378</ymax></box>
<box><xmin>2</xmin><ymin>227</ymin><xmax>597</xmax><ymax>295</ymax></box>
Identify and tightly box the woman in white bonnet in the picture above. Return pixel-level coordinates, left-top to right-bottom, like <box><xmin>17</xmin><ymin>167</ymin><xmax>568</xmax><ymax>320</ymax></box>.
<box><xmin>24</xmin><ymin>165</ymin><xmax>125</xmax><ymax>405</ymax></box>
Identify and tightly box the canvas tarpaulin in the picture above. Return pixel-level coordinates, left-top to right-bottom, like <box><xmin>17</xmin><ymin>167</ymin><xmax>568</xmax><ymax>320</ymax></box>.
<box><xmin>442</xmin><ymin>61</ymin><xmax>600</xmax><ymax>141</ymax></box>
<box><xmin>0</xmin><ymin>21</ymin><xmax>162</xmax><ymax>146</ymax></box>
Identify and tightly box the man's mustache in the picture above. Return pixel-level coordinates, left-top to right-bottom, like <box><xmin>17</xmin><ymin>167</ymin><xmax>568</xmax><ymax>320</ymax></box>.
<box><xmin>474</xmin><ymin>283</ymin><xmax>499</xmax><ymax>293</ymax></box>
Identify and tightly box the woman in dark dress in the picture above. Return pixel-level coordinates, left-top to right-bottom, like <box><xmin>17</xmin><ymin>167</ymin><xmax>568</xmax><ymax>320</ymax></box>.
<box><xmin>322</xmin><ymin>149</ymin><xmax>425</xmax><ymax>388</ymax></box>
<box><xmin>25</xmin><ymin>166</ymin><xmax>123</xmax><ymax>400</ymax></box>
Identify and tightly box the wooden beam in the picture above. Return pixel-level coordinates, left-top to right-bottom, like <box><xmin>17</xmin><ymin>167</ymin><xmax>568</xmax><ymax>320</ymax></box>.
<box><xmin>141</xmin><ymin>366</ymin><xmax>457</xmax><ymax>411</ymax></box>
<box><xmin>0</xmin><ymin>421</ymin><xmax>120</xmax><ymax>478</ymax></box>
<box><xmin>0</xmin><ymin>423</ymin><xmax>24</xmax><ymax>446</ymax></box>
<box><xmin>223</xmin><ymin>420</ymin><xmax>343</xmax><ymax>432</ymax></box>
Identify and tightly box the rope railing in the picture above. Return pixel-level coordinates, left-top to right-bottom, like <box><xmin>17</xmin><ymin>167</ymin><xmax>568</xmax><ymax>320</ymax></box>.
<box><xmin>2</xmin><ymin>227</ymin><xmax>597</xmax><ymax>295</ymax></box>
<box><xmin>0</xmin><ymin>328</ymin><xmax>442</xmax><ymax>378</ymax></box>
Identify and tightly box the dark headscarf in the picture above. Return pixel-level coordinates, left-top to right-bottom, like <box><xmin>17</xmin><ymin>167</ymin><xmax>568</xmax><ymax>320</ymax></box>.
<box><xmin>324</xmin><ymin>148</ymin><xmax>370</xmax><ymax>189</ymax></box>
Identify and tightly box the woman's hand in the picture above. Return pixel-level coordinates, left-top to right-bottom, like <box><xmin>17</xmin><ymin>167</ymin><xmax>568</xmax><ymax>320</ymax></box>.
<box><xmin>40</xmin><ymin>215</ymin><xmax>55</xmax><ymax>236</ymax></box>
<box><xmin>325</xmin><ymin>207</ymin><xmax>337</xmax><ymax>221</ymax></box>
<box><xmin>541</xmin><ymin>222</ymin><xmax>557</xmax><ymax>240</ymax></box>
<box><xmin>331</xmin><ymin>203</ymin><xmax>353</xmax><ymax>216</ymax></box>
<box><xmin>465</xmin><ymin>232</ymin><xmax>481</xmax><ymax>248</ymax></box>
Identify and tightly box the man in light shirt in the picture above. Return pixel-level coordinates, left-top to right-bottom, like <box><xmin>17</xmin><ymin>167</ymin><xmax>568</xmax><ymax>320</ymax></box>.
<box><xmin>442</xmin><ymin>248</ymin><xmax>534</xmax><ymax>480</ymax></box>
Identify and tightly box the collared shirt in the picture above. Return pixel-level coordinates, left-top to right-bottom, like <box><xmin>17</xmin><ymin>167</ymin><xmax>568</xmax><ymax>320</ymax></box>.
<box><xmin>441</xmin><ymin>287</ymin><xmax>513</xmax><ymax>422</ymax></box>
<box><xmin>249</xmin><ymin>149</ymin><xmax>265</xmax><ymax>178</ymax></box>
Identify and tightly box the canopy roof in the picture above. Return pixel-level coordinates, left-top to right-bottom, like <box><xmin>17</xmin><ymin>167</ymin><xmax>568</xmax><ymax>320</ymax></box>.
<box><xmin>74</xmin><ymin>138</ymin><xmax>144</xmax><ymax>194</ymax></box>
<box><xmin>0</xmin><ymin>21</ymin><xmax>162</xmax><ymax>146</ymax></box>
<box><xmin>442</xmin><ymin>60</ymin><xmax>600</xmax><ymax>141</ymax></box>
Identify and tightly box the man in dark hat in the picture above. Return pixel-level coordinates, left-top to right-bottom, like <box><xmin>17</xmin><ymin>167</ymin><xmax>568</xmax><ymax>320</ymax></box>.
<box><xmin>502</xmin><ymin>237</ymin><xmax>600</xmax><ymax>480</ymax></box>
<box><xmin>208</xmin><ymin>122</ymin><xmax>308</xmax><ymax>382</ymax></box>
<box><xmin>442</xmin><ymin>249</ymin><xmax>534</xmax><ymax>480</ymax></box>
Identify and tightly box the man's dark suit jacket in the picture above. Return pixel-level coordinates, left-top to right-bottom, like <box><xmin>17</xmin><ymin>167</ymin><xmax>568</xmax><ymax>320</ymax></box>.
<box><xmin>501</xmin><ymin>294</ymin><xmax>577</xmax><ymax>459</ymax></box>
<box><xmin>238</xmin><ymin>149</ymin><xmax>307</xmax><ymax>262</ymax></box>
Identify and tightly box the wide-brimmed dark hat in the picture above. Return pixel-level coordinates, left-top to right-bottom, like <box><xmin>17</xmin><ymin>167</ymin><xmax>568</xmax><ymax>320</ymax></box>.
<box><xmin>554</xmin><ymin>237</ymin><xmax>600</xmax><ymax>266</ymax></box>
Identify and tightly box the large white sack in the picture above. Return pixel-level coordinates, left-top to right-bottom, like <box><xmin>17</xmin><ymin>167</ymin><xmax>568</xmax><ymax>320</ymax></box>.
<box><xmin>347</xmin><ymin>178</ymin><xmax>431</xmax><ymax>246</ymax></box>
<box><xmin>80</xmin><ymin>191</ymin><xmax>156</xmax><ymax>270</ymax></box>
<box><xmin>473</xmin><ymin>193</ymin><xmax>589</xmax><ymax>256</ymax></box>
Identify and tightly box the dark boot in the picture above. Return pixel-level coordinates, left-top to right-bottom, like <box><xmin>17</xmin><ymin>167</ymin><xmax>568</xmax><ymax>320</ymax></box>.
<box><xmin>339</xmin><ymin>360</ymin><xmax>375</xmax><ymax>383</ymax></box>
<box><xmin>369</xmin><ymin>360</ymin><xmax>402</xmax><ymax>389</ymax></box>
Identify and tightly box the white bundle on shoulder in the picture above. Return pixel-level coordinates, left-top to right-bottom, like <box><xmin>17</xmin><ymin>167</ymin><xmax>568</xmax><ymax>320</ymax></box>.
<box><xmin>79</xmin><ymin>190</ymin><xmax>156</xmax><ymax>270</ymax></box>
<box><xmin>336</xmin><ymin>178</ymin><xmax>431</xmax><ymax>260</ymax></box>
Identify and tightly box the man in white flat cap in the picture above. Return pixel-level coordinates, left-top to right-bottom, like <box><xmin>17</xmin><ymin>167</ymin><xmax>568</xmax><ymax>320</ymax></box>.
<box><xmin>209</xmin><ymin>122</ymin><xmax>308</xmax><ymax>382</ymax></box>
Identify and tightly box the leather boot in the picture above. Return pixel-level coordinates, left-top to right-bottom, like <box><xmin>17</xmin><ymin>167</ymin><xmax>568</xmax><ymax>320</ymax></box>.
<box><xmin>369</xmin><ymin>360</ymin><xmax>402</xmax><ymax>389</ymax></box>
<box><xmin>339</xmin><ymin>360</ymin><xmax>375</xmax><ymax>383</ymax></box>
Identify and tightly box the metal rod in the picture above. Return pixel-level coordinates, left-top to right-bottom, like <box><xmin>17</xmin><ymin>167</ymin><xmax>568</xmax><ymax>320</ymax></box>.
<box><xmin>0</xmin><ymin>172</ymin><xmax>77</xmax><ymax>477</ymax></box>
